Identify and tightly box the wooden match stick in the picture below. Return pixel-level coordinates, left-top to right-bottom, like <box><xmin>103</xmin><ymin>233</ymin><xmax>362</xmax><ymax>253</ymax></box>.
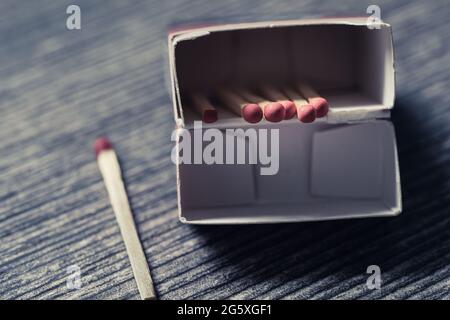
<box><xmin>94</xmin><ymin>137</ymin><xmax>156</xmax><ymax>300</ymax></box>
<box><xmin>297</xmin><ymin>83</ymin><xmax>329</xmax><ymax>118</ymax></box>
<box><xmin>284</xmin><ymin>87</ymin><xmax>316</xmax><ymax>123</ymax></box>
<box><xmin>216</xmin><ymin>87</ymin><xmax>263</xmax><ymax>123</ymax></box>
<box><xmin>190</xmin><ymin>93</ymin><xmax>218</xmax><ymax>123</ymax></box>
<box><xmin>238</xmin><ymin>89</ymin><xmax>285</xmax><ymax>123</ymax></box>
<box><xmin>259</xmin><ymin>85</ymin><xmax>296</xmax><ymax>120</ymax></box>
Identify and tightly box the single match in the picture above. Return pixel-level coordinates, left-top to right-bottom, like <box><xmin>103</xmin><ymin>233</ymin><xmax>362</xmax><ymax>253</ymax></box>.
<box><xmin>297</xmin><ymin>83</ymin><xmax>329</xmax><ymax>118</ymax></box>
<box><xmin>284</xmin><ymin>87</ymin><xmax>316</xmax><ymax>123</ymax></box>
<box><xmin>216</xmin><ymin>87</ymin><xmax>263</xmax><ymax>123</ymax></box>
<box><xmin>94</xmin><ymin>137</ymin><xmax>156</xmax><ymax>300</ymax></box>
<box><xmin>260</xmin><ymin>85</ymin><xmax>297</xmax><ymax>120</ymax></box>
<box><xmin>190</xmin><ymin>93</ymin><xmax>218</xmax><ymax>123</ymax></box>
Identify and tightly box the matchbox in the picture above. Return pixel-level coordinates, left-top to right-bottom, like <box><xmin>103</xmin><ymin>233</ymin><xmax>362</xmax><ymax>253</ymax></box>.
<box><xmin>167</xmin><ymin>18</ymin><xmax>402</xmax><ymax>224</ymax></box>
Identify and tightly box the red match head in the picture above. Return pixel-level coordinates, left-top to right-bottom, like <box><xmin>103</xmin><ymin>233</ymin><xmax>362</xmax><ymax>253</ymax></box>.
<box><xmin>94</xmin><ymin>137</ymin><xmax>113</xmax><ymax>158</ymax></box>
<box><xmin>309</xmin><ymin>97</ymin><xmax>329</xmax><ymax>118</ymax></box>
<box><xmin>203</xmin><ymin>110</ymin><xmax>218</xmax><ymax>123</ymax></box>
<box><xmin>242</xmin><ymin>103</ymin><xmax>263</xmax><ymax>123</ymax></box>
<box><xmin>264</xmin><ymin>102</ymin><xmax>285</xmax><ymax>123</ymax></box>
<box><xmin>279</xmin><ymin>100</ymin><xmax>296</xmax><ymax>120</ymax></box>
<box><xmin>297</xmin><ymin>105</ymin><xmax>316</xmax><ymax>123</ymax></box>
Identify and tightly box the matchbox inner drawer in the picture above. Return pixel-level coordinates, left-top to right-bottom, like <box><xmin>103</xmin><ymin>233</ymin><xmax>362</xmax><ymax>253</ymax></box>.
<box><xmin>168</xmin><ymin>19</ymin><xmax>401</xmax><ymax>224</ymax></box>
<box><xmin>171</xmin><ymin>20</ymin><xmax>395</xmax><ymax>126</ymax></box>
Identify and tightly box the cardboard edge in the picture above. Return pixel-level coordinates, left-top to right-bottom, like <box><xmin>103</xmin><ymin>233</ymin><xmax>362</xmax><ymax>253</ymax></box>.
<box><xmin>376</xmin><ymin>120</ymin><xmax>402</xmax><ymax>216</ymax></box>
<box><xmin>172</xmin><ymin>129</ymin><xmax>184</xmax><ymax>222</ymax></box>
<box><xmin>391</xmin><ymin>121</ymin><xmax>403</xmax><ymax>215</ymax></box>
<box><xmin>179</xmin><ymin>211</ymin><xmax>399</xmax><ymax>225</ymax></box>
<box><xmin>169</xmin><ymin>17</ymin><xmax>390</xmax><ymax>38</ymax></box>
<box><xmin>386</xmin><ymin>26</ymin><xmax>396</xmax><ymax>110</ymax></box>
<box><xmin>168</xmin><ymin>36</ymin><xmax>183</xmax><ymax>126</ymax></box>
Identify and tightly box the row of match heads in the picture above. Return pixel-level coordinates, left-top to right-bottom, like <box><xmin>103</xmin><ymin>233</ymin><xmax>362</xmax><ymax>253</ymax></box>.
<box><xmin>189</xmin><ymin>82</ymin><xmax>329</xmax><ymax>124</ymax></box>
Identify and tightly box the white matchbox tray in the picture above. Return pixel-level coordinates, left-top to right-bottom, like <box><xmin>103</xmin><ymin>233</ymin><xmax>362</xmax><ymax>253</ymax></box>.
<box><xmin>167</xmin><ymin>17</ymin><xmax>402</xmax><ymax>224</ymax></box>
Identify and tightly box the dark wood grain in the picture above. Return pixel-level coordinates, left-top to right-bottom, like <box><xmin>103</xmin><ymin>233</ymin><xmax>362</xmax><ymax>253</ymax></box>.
<box><xmin>0</xmin><ymin>0</ymin><xmax>449</xmax><ymax>300</ymax></box>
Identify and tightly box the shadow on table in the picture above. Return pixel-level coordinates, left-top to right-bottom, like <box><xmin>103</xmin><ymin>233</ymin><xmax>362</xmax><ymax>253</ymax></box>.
<box><xmin>188</xmin><ymin>96</ymin><xmax>449</xmax><ymax>299</ymax></box>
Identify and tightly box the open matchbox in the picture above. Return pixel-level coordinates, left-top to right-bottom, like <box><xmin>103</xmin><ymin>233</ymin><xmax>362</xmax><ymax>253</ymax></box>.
<box><xmin>168</xmin><ymin>17</ymin><xmax>402</xmax><ymax>224</ymax></box>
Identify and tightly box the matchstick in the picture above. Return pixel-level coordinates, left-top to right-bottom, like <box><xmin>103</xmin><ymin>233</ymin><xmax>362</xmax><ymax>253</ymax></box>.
<box><xmin>259</xmin><ymin>85</ymin><xmax>297</xmax><ymax>120</ymax></box>
<box><xmin>284</xmin><ymin>87</ymin><xmax>316</xmax><ymax>123</ymax></box>
<box><xmin>297</xmin><ymin>83</ymin><xmax>329</xmax><ymax>118</ymax></box>
<box><xmin>238</xmin><ymin>89</ymin><xmax>285</xmax><ymax>123</ymax></box>
<box><xmin>190</xmin><ymin>93</ymin><xmax>218</xmax><ymax>123</ymax></box>
<box><xmin>94</xmin><ymin>137</ymin><xmax>156</xmax><ymax>300</ymax></box>
<box><xmin>216</xmin><ymin>87</ymin><xmax>263</xmax><ymax>123</ymax></box>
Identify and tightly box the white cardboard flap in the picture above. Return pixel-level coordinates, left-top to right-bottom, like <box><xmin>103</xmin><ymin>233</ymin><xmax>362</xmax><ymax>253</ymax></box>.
<box><xmin>178</xmin><ymin>121</ymin><xmax>401</xmax><ymax>224</ymax></box>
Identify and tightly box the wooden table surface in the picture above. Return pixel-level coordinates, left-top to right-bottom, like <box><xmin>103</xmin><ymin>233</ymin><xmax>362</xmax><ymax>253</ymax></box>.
<box><xmin>1</xmin><ymin>0</ymin><xmax>449</xmax><ymax>300</ymax></box>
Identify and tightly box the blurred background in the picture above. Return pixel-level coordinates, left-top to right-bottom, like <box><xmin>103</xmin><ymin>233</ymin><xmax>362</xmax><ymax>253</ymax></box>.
<box><xmin>0</xmin><ymin>0</ymin><xmax>449</xmax><ymax>299</ymax></box>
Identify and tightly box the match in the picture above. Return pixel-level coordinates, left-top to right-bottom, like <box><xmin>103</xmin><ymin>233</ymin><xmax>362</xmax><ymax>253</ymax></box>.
<box><xmin>216</xmin><ymin>87</ymin><xmax>263</xmax><ymax>123</ymax></box>
<box><xmin>94</xmin><ymin>137</ymin><xmax>156</xmax><ymax>300</ymax></box>
<box><xmin>190</xmin><ymin>93</ymin><xmax>218</xmax><ymax>123</ymax></box>
<box><xmin>238</xmin><ymin>89</ymin><xmax>285</xmax><ymax>123</ymax></box>
<box><xmin>297</xmin><ymin>83</ymin><xmax>329</xmax><ymax>118</ymax></box>
<box><xmin>284</xmin><ymin>87</ymin><xmax>316</xmax><ymax>123</ymax></box>
<box><xmin>260</xmin><ymin>85</ymin><xmax>297</xmax><ymax>120</ymax></box>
